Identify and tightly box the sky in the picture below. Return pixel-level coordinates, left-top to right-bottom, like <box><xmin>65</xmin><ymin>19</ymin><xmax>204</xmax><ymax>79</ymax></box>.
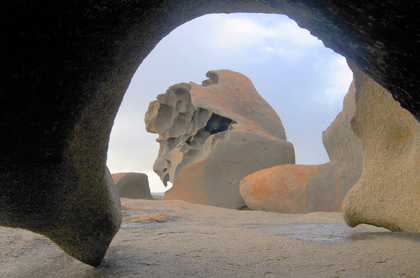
<box><xmin>106</xmin><ymin>13</ymin><xmax>353</xmax><ymax>193</ymax></box>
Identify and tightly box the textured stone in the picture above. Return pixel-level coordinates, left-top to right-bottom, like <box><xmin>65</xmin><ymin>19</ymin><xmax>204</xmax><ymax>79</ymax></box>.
<box><xmin>112</xmin><ymin>172</ymin><xmax>153</xmax><ymax>200</ymax></box>
<box><xmin>145</xmin><ymin>70</ymin><xmax>295</xmax><ymax>209</ymax></box>
<box><xmin>342</xmin><ymin>63</ymin><xmax>420</xmax><ymax>233</ymax></box>
<box><xmin>2</xmin><ymin>1</ymin><xmax>420</xmax><ymax>266</ymax></box>
<box><xmin>240</xmin><ymin>162</ymin><xmax>360</xmax><ymax>213</ymax></box>
<box><xmin>1</xmin><ymin>165</ymin><xmax>121</xmax><ymax>266</ymax></box>
<box><xmin>322</xmin><ymin>80</ymin><xmax>363</xmax><ymax>170</ymax></box>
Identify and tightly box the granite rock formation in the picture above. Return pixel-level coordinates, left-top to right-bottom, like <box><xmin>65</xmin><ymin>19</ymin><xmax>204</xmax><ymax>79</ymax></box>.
<box><xmin>112</xmin><ymin>172</ymin><xmax>153</xmax><ymax>200</ymax></box>
<box><xmin>145</xmin><ymin>70</ymin><xmax>295</xmax><ymax>209</ymax></box>
<box><xmin>322</xmin><ymin>80</ymin><xmax>363</xmax><ymax>171</ymax></box>
<box><xmin>2</xmin><ymin>1</ymin><xmax>420</xmax><ymax>266</ymax></box>
<box><xmin>342</xmin><ymin>63</ymin><xmax>420</xmax><ymax>234</ymax></box>
<box><xmin>240</xmin><ymin>162</ymin><xmax>360</xmax><ymax>213</ymax></box>
<box><xmin>239</xmin><ymin>80</ymin><xmax>363</xmax><ymax>214</ymax></box>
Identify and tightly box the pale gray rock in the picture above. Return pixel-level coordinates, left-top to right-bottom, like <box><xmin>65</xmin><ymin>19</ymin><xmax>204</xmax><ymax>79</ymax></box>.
<box><xmin>342</xmin><ymin>62</ymin><xmax>420</xmax><ymax>234</ymax></box>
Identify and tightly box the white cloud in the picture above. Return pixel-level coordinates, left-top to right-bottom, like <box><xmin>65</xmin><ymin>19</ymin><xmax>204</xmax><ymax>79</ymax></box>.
<box><xmin>323</xmin><ymin>56</ymin><xmax>353</xmax><ymax>105</ymax></box>
<box><xmin>263</xmin><ymin>45</ymin><xmax>303</xmax><ymax>59</ymax></box>
<box><xmin>204</xmin><ymin>15</ymin><xmax>277</xmax><ymax>49</ymax></box>
<box><xmin>195</xmin><ymin>14</ymin><xmax>323</xmax><ymax>56</ymax></box>
<box><xmin>273</xmin><ymin>21</ymin><xmax>322</xmax><ymax>46</ymax></box>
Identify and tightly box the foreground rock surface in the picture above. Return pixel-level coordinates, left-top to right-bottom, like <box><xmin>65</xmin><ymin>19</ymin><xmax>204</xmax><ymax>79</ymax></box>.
<box><xmin>112</xmin><ymin>172</ymin><xmax>153</xmax><ymax>200</ymax></box>
<box><xmin>240</xmin><ymin>162</ymin><xmax>361</xmax><ymax>213</ymax></box>
<box><xmin>145</xmin><ymin>70</ymin><xmax>295</xmax><ymax>209</ymax></box>
<box><xmin>1</xmin><ymin>199</ymin><xmax>419</xmax><ymax>278</ymax></box>
<box><xmin>342</xmin><ymin>63</ymin><xmax>420</xmax><ymax>234</ymax></box>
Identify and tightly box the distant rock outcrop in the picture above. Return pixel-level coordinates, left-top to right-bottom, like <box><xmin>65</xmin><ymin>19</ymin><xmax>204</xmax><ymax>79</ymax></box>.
<box><xmin>145</xmin><ymin>70</ymin><xmax>295</xmax><ymax>209</ymax></box>
<box><xmin>240</xmin><ymin>161</ymin><xmax>361</xmax><ymax>213</ymax></box>
<box><xmin>342</xmin><ymin>63</ymin><xmax>420</xmax><ymax>234</ymax></box>
<box><xmin>322</xmin><ymin>80</ymin><xmax>363</xmax><ymax>170</ymax></box>
<box><xmin>112</xmin><ymin>172</ymin><xmax>153</xmax><ymax>200</ymax></box>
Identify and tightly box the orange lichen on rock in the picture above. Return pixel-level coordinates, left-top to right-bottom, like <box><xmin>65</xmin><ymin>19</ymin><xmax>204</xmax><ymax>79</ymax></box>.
<box><xmin>124</xmin><ymin>212</ymin><xmax>175</xmax><ymax>224</ymax></box>
<box><xmin>111</xmin><ymin>172</ymin><xmax>127</xmax><ymax>184</ymax></box>
<box><xmin>240</xmin><ymin>162</ymin><xmax>360</xmax><ymax>213</ymax></box>
<box><xmin>240</xmin><ymin>165</ymin><xmax>315</xmax><ymax>213</ymax></box>
<box><xmin>133</xmin><ymin>213</ymin><xmax>171</xmax><ymax>222</ymax></box>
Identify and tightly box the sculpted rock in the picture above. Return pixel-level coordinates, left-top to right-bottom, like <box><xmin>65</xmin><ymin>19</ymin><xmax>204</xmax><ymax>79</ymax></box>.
<box><xmin>342</xmin><ymin>63</ymin><xmax>420</xmax><ymax>233</ymax></box>
<box><xmin>112</xmin><ymin>172</ymin><xmax>153</xmax><ymax>200</ymax></box>
<box><xmin>240</xmin><ymin>161</ymin><xmax>360</xmax><ymax>213</ymax></box>
<box><xmin>322</xmin><ymin>80</ymin><xmax>363</xmax><ymax>170</ymax></box>
<box><xmin>145</xmin><ymin>70</ymin><xmax>295</xmax><ymax>209</ymax></box>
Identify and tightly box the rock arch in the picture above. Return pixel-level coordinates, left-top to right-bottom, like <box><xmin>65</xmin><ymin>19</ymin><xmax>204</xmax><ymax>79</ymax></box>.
<box><xmin>1</xmin><ymin>1</ymin><xmax>419</xmax><ymax>265</ymax></box>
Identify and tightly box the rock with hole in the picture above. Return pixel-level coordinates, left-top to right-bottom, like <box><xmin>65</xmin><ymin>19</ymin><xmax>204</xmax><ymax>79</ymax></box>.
<box><xmin>145</xmin><ymin>70</ymin><xmax>295</xmax><ymax>209</ymax></box>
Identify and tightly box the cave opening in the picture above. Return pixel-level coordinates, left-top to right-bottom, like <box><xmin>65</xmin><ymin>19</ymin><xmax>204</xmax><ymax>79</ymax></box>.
<box><xmin>107</xmin><ymin>13</ymin><xmax>353</xmax><ymax>194</ymax></box>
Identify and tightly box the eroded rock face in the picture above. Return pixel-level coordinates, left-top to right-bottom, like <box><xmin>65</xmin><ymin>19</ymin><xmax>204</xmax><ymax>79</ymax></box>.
<box><xmin>112</xmin><ymin>172</ymin><xmax>153</xmax><ymax>200</ymax></box>
<box><xmin>342</xmin><ymin>63</ymin><xmax>420</xmax><ymax>234</ymax></box>
<box><xmin>240</xmin><ymin>162</ymin><xmax>360</xmax><ymax>213</ymax></box>
<box><xmin>145</xmin><ymin>70</ymin><xmax>295</xmax><ymax>208</ymax></box>
<box><xmin>322</xmin><ymin>80</ymin><xmax>363</xmax><ymax>171</ymax></box>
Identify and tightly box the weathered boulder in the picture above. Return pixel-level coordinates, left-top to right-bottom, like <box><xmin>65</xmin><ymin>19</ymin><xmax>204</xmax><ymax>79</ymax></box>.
<box><xmin>112</xmin><ymin>172</ymin><xmax>153</xmax><ymax>200</ymax></box>
<box><xmin>322</xmin><ymin>80</ymin><xmax>363</xmax><ymax>170</ymax></box>
<box><xmin>342</xmin><ymin>63</ymin><xmax>420</xmax><ymax>234</ymax></box>
<box><xmin>145</xmin><ymin>70</ymin><xmax>295</xmax><ymax>209</ymax></box>
<box><xmin>240</xmin><ymin>161</ymin><xmax>360</xmax><ymax>213</ymax></box>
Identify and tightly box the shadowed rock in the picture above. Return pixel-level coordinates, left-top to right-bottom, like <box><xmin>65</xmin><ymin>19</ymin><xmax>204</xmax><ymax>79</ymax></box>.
<box><xmin>145</xmin><ymin>70</ymin><xmax>295</xmax><ymax>208</ymax></box>
<box><xmin>1</xmin><ymin>164</ymin><xmax>121</xmax><ymax>266</ymax></box>
<box><xmin>112</xmin><ymin>172</ymin><xmax>153</xmax><ymax>200</ymax></box>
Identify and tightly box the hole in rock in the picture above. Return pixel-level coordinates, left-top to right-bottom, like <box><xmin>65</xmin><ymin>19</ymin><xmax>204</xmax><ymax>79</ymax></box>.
<box><xmin>204</xmin><ymin>113</ymin><xmax>235</xmax><ymax>135</ymax></box>
<box><xmin>107</xmin><ymin>13</ymin><xmax>353</xmax><ymax>194</ymax></box>
<box><xmin>184</xmin><ymin>113</ymin><xmax>235</xmax><ymax>147</ymax></box>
